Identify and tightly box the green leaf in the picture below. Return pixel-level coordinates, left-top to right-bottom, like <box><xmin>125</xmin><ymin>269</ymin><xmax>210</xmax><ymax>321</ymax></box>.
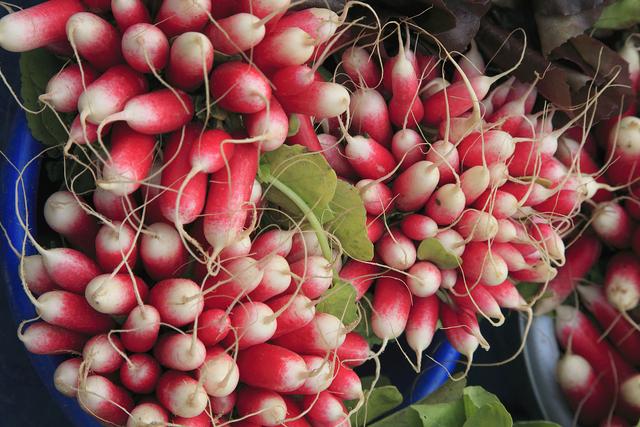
<box><xmin>259</xmin><ymin>144</ymin><xmax>337</xmax><ymax>221</ymax></box>
<box><xmin>352</xmin><ymin>297</ymin><xmax>383</xmax><ymax>346</ymax></box>
<box><xmin>361</xmin><ymin>376</ymin><xmax>392</xmax><ymax>390</ymax></box>
<box><xmin>20</xmin><ymin>49</ymin><xmax>74</xmax><ymax>147</ymax></box>
<box><xmin>412</xmin><ymin>400</ymin><xmax>466</xmax><ymax>427</ymax></box>
<box><xmin>463</xmin><ymin>403</ymin><xmax>512</xmax><ymax>427</ymax></box>
<box><xmin>348</xmin><ymin>385</ymin><xmax>403</xmax><ymax>427</ymax></box>
<box><xmin>513</xmin><ymin>422</ymin><xmax>561</xmax><ymax>427</ymax></box>
<box><xmin>316</xmin><ymin>279</ymin><xmax>359</xmax><ymax>325</ymax></box>
<box><xmin>325</xmin><ymin>180</ymin><xmax>374</xmax><ymax>261</ymax></box>
<box><xmin>516</xmin><ymin>282</ymin><xmax>540</xmax><ymax>303</ymax></box>
<box><xmin>596</xmin><ymin>0</ymin><xmax>640</xmax><ymax>29</ymax></box>
<box><xmin>462</xmin><ymin>387</ymin><xmax>507</xmax><ymax>420</ymax></box>
<box><xmin>418</xmin><ymin>379</ymin><xmax>467</xmax><ymax>405</ymax></box>
<box><xmin>287</xmin><ymin>114</ymin><xmax>301</xmax><ymax>137</ymax></box>
<box><xmin>416</xmin><ymin>238</ymin><xmax>461</xmax><ymax>269</ymax></box>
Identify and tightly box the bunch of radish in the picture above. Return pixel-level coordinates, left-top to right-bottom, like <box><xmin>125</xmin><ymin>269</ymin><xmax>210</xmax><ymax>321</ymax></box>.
<box><xmin>0</xmin><ymin>0</ymin><xmax>619</xmax><ymax>425</ymax></box>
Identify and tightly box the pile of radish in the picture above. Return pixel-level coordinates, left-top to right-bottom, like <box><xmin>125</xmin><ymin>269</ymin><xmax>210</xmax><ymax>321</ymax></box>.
<box><xmin>0</xmin><ymin>0</ymin><xmax>623</xmax><ymax>425</ymax></box>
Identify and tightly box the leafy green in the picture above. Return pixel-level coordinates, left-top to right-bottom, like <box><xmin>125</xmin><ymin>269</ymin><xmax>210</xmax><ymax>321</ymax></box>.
<box><xmin>514</xmin><ymin>422</ymin><xmax>562</xmax><ymax>427</ymax></box>
<box><xmin>413</xmin><ymin>401</ymin><xmax>466</xmax><ymax>427</ymax></box>
<box><xmin>463</xmin><ymin>403</ymin><xmax>512</xmax><ymax>427</ymax></box>
<box><xmin>287</xmin><ymin>114</ymin><xmax>300</xmax><ymax>137</ymax></box>
<box><xmin>316</xmin><ymin>279</ymin><xmax>359</xmax><ymax>325</ymax></box>
<box><xmin>20</xmin><ymin>49</ymin><xmax>74</xmax><ymax>147</ymax></box>
<box><xmin>348</xmin><ymin>385</ymin><xmax>403</xmax><ymax>427</ymax></box>
<box><xmin>417</xmin><ymin>238</ymin><xmax>461</xmax><ymax>269</ymax></box>
<box><xmin>419</xmin><ymin>379</ymin><xmax>467</xmax><ymax>405</ymax></box>
<box><xmin>462</xmin><ymin>386</ymin><xmax>504</xmax><ymax>418</ymax></box>
<box><xmin>325</xmin><ymin>180</ymin><xmax>374</xmax><ymax>261</ymax></box>
<box><xmin>352</xmin><ymin>296</ymin><xmax>383</xmax><ymax>346</ymax></box>
<box><xmin>596</xmin><ymin>0</ymin><xmax>640</xmax><ymax>29</ymax></box>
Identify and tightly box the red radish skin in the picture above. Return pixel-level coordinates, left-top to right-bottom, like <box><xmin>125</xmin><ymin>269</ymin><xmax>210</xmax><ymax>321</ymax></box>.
<box><xmin>83</xmin><ymin>334</ymin><xmax>124</xmax><ymax>374</ymax></box>
<box><xmin>288</xmin><ymin>256</ymin><xmax>333</xmax><ymax>299</ymax></box>
<box><xmin>236</xmin><ymin>343</ymin><xmax>308</xmax><ymax>392</ymax></box>
<box><xmin>290</xmin><ymin>355</ymin><xmax>333</xmax><ymax>395</ymax></box>
<box><xmin>460</xmin><ymin>166</ymin><xmax>490</xmax><ymax>205</ymax></box>
<box><xmin>206</xmin><ymin>13</ymin><xmax>266</xmax><ymax>55</ymax></box>
<box><xmin>237</xmin><ymin>0</ymin><xmax>290</xmax><ymax>30</ymax></box>
<box><xmin>425</xmin><ymin>140</ymin><xmax>459</xmax><ymax>185</ymax></box>
<box><xmin>336</xmin><ymin>332</ymin><xmax>369</xmax><ymax>367</ymax></box>
<box><xmin>459</xmin><ymin>241</ymin><xmax>508</xmax><ymax>286</ymax></box>
<box><xmin>271</xmin><ymin>313</ymin><xmax>346</xmax><ymax>355</ymax></box>
<box><xmin>434</xmin><ymin>229</ymin><xmax>466</xmax><ymax>258</ymax></box>
<box><xmin>342</xmin><ymin>46</ymin><xmax>382</xmax><ymax>88</ymax></box>
<box><xmin>406</xmin><ymin>295</ymin><xmax>439</xmax><ymax>367</ymax></box>
<box><xmin>407</xmin><ymin>262</ymin><xmax>441</xmax><ymax>297</ymax></box>
<box><xmin>121</xmin><ymin>23</ymin><xmax>169</xmax><ymax>73</ymax></box>
<box><xmin>156</xmin><ymin>371</ymin><xmax>208</xmax><ymax>418</ymax></box>
<box><xmin>54</xmin><ymin>357</ymin><xmax>82</xmax><ymax>397</ymax></box>
<box><xmin>99</xmin><ymin>89</ymin><xmax>194</xmax><ymax>135</ymax></box>
<box><xmin>166</xmin><ymin>32</ymin><xmax>214</xmax><ymax>91</ymax></box>
<box><xmin>112</xmin><ymin>0</ymin><xmax>150</xmax><ymax>31</ymax></box>
<box><xmin>440</xmin><ymin>269</ymin><xmax>458</xmax><ymax>290</ymax></box>
<box><xmin>173</xmin><ymin>413</ymin><xmax>214</xmax><ymax>427</ymax></box>
<box><xmin>329</xmin><ymin>363</ymin><xmax>363</xmax><ymax>400</ymax></box>
<box><xmin>349</xmin><ymin>88</ymin><xmax>393</xmax><ymax>146</ymax></box>
<box><xmin>196</xmin><ymin>309</ymin><xmax>231</xmax><ymax>347</ymax></box>
<box><xmin>604</xmin><ymin>252</ymin><xmax>640</xmax><ymax>312</ymax></box>
<box><xmin>392</xmin><ymin>161</ymin><xmax>440</xmax><ymax>211</ymax></box>
<box><xmin>0</xmin><ymin>0</ymin><xmax>85</xmax><ymax>52</ymax></box>
<box><xmin>371</xmin><ymin>272</ymin><xmax>412</xmax><ymax>340</ymax></box>
<box><xmin>78</xmin><ymin>375</ymin><xmax>134</xmax><ymax>425</ymax></box>
<box><xmin>278</xmin><ymin>81</ymin><xmax>350</xmax><ymax>119</ymax></box>
<box><xmin>592</xmin><ymin>202</ymin><xmax>633</xmax><ymax>248</ymax></box>
<box><xmin>84</xmin><ymin>274</ymin><xmax>148</xmax><ymax>315</ymax></box>
<box><xmin>318</xmin><ymin>134</ymin><xmax>354</xmax><ymax>178</ymax></box>
<box><xmin>237</xmin><ymin>387</ymin><xmax>287</xmax><ymax>426</ymax></box>
<box><xmin>458</xmin><ymin>130</ymin><xmax>515</xmax><ymax>168</ymax></box>
<box><xmin>22</xmin><ymin>255</ymin><xmax>58</xmax><ymax>296</ymax></box>
<box><xmin>203</xmin><ymin>257</ymin><xmax>263</xmax><ymax>309</ymax></box>
<box><xmin>485</xmin><ymin>279</ymin><xmax>527</xmax><ymax>310</ymax></box>
<box><xmin>286</xmin><ymin>114</ymin><xmax>323</xmax><ymax>151</ymax></box>
<box><xmin>425</xmin><ymin>183</ymin><xmax>466</xmax><ymax>226</ymax></box>
<box><xmin>367</xmin><ymin>215</ymin><xmax>384</xmax><ymax>244</ymax></box>
<box><xmin>37</xmin><ymin>290</ymin><xmax>115</xmax><ymax>334</ymax></box>
<box><xmin>245</xmin><ymin>97</ymin><xmax>289</xmax><ymax>152</ymax></box>
<box><xmin>599</xmin><ymin>416</ymin><xmax>630</xmax><ymax>427</ymax></box>
<box><xmin>556</xmin><ymin>353</ymin><xmax>611</xmax><ymax>425</ymax></box>
<box><xmin>400</xmin><ymin>214</ymin><xmax>438</xmax><ymax>241</ymax></box>
<box><xmin>225</xmin><ymin>301</ymin><xmax>277</xmax><ymax>349</ymax></box>
<box><xmin>267</xmin><ymin>293</ymin><xmax>315</xmax><ymax>338</ymax></box>
<box><xmin>454</xmin><ymin>210</ymin><xmax>498</xmax><ymax>242</ymax></box>
<box><xmin>211</xmin><ymin>62</ymin><xmax>271</xmax><ymax>114</ymax></box>
<box><xmin>279</xmin><ymin>395</ymin><xmax>312</xmax><ymax>427</ymax></box>
<box><xmin>274</xmin><ymin>8</ymin><xmax>338</xmax><ymax>43</ymax></box>
<box><xmin>78</xmin><ymin>64</ymin><xmax>148</xmax><ymax>125</ymax></box>
<box><xmin>67</xmin><ymin>115</ymin><xmax>106</xmax><ymax>146</ymax></box>
<box><xmin>154</xmin><ymin>333</ymin><xmax>206</xmax><ymax>371</ymax></box>
<box><xmin>155</xmin><ymin>0</ymin><xmax>211</xmax><ymax>38</ymax></box>
<box><xmin>121</xmin><ymin>305</ymin><xmax>161</xmax><ymax>353</ymax></box>
<box><xmin>356</xmin><ymin>179</ymin><xmax>394</xmax><ymax>216</ymax></box>
<box><xmin>302</xmin><ymin>391</ymin><xmax>348</xmax><ymax>425</ymax></box>
<box><xmin>159</xmin><ymin>125</ymin><xmax>208</xmax><ymax>225</ymax></box>
<box><xmin>339</xmin><ymin>259</ymin><xmax>380</xmax><ymax>300</ymax></box>
<box><xmin>451</xmin><ymin>280</ymin><xmax>503</xmax><ymax>323</ymax></box>
<box><xmin>422</xmin><ymin>75</ymin><xmax>494</xmax><ymax>125</ymax></box>
<box><xmin>389</xmin><ymin>95</ymin><xmax>424</xmax><ymax>128</ymax></box>
<box><xmin>20</xmin><ymin>322</ymin><xmax>87</xmax><ymax>355</ymax></box>
<box><xmin>211</xmin><ymin>391</ymin><xmax>236</xmax><ymax>415</ymax></box>
<box><xmin>441</xmin><ymin>304</ymin><xmax>481</xmax><ymax>364</ymax></box>
<box><xmin>376</xmin><ymin>229</ymin><xmax>417</xmax><ymax>271</ymax></box>
<box><xmin>44</xmin><ymin>191</ymin><xmax>98</xmax><ymax>255</ymax></box>
<box><xmin>253</xmin><ymin>27</ymin><xmax>315</xmax><ymax>72</ymax></box>
<box><xmin>140</xmin><ymin>222</ymin><xmax>187</xmax><ymax>280</ymax></box>
<box><xmin>127</xmin><ymin>402</ymin><xmax>169</xmax><ymax>427</ymax></box>
<box><xmin>489</xmin><ymin>242</ymin><xmax>528</xmax><ymax>272</ymax></box>
<box><xmin>94</xmin><ymin>222</ymin><xmax>139</xmax><ymax>273</ymax></box>
<box><xmin>272</xmin><ymin>65</ymin><xmax>317</xmax><ymax>96</ymax></box>
<box><xmin>250</xmin><ymin>229</ymin><xmax>294</xmax><ymax>260</ymax></box>
<box><xmin>120</xmin><ymin>353</ymin><xmax>161</xmax><ymax>394</ymax></box>
<box><xmin>40</xmin><ymin>63</ymin><xmax>97</xmax><ymax>113</ymax></box>
<box><xmin>620</xmin><ymin>374</ymin><xmax>640</xmax><ymax>420</ymax></box>
<box><xmin>472</xmin><ymin>190</ymin><xmax>518</xmax><ymax>219</ymax></box>
<box><xmin>203</xmin><ymin>143</ymin><xmax>259</xmax><ymax>256</ymax></box>
<box><xmin>248</xmin><ymin>255</ymin><xmax>292</xmax><ymax>302</ymax></box>
<box><xmin>288</xmin><ymin>230</ymin><xmax>323</xmax><ymax>263</ymax></box>
<box><xmin>149</xmin><ymin>278</ymin><xmax>204</xmax><ymax>327</ymax></box>
<box><xmin>391</xmin><ymin>129</ymin><xmax>425</xmax><ymax>169</ymax></box>
<box><xmin>66</xmin><ymin>12</ymin><xmax>122</xmax><ymax>71</ymax></box>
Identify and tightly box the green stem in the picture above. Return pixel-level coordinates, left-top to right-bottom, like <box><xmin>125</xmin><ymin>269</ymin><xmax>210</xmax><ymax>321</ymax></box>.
<box><xmin>265</xmin><ymin>175</ymin><xmax>333</xmax><ymax>262</ymax></box>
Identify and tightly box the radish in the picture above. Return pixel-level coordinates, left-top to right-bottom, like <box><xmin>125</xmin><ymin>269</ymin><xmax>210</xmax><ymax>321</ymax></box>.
<box><xmin>205</xmin><ymin>13</ymin><xmax>266</xmax><ymax>55</ymax></box>
<box><xmin>578</xmin><ymin>284</ymin><xmax>640</xmax><ymax>366</ymax></box>
<box><xmin>271</xmin><ymin>312</ymin><xmax>346</xmax><ymax>355</ymax></box>
<box><xmin>66</xmin><ymin>12</ymin><xmax>122</xmax><ymax>71</ymax></box>
<box><xmin>156</xmin><ymin>371</ymin><xmax>208</xmax><ymax>418</ymax></box>
<box><xmin>0</xmin><ymin>0</ymin><xmax>85</xmax><ymax>52</ymax></box>
<box><xmin>279</xmin><ymin>396</ymin><xmax>311</xmax><ymax>427</ymax></box>
<box><xmin>83</xmin><ymin>334</ymin><xmax>124</xmax><ymax>374</ymax></box>
<box><xmin>286</xmin><ymin>114</ymin><xmax>323</xmax><ymax>151</ymax></box>
<box><xmin>20</xmin><ymin>321</ymin><xmax>87</xmax><ymax>355</ymax></box>
<box><xmin>37</xmin><ymin>290</ymin><xmax>115</xmax><ymax>334</ymax></box>
<box><xmin>237</xmin><ymin>0</ymin><xmax>290</xmax><ymax>30</ymax></box>
<box><xmin>598</xmin><ymin>416</ymin><xmax>630</xmax><ymax>427</ymax></box>
<box><xmin>620</xmin><ymin>374</ymin><xmax>640</xmax><ymax>420</ymax></box>
<box><xmin>203</xmin><ymin>257</ymin><xmax>263</xmax><ymax>309</ymax></box>
<box><xmin>196</xmin><ymin>347</ymin><xmax>239</xmax><ymax>397</ymax></box>
<box><xmin>459</xmin><ymin>166</ymin><xmax>490</xmax><ymax>205</ymax></box>
<box><xmin>366</xmin><ymin>214</ymin><xmax>384</xmax><ymax>244</ymax></box>
<box><xmin>251</xmin><ymin>229</ymin><xmax>294</xmax><ymax>260</ymax></box>
<box><xmin>342</xmin><ymin>46</ymin><xmax>381</xmax><ymax>88</ymax></box>
<box><xmin>120</xmin><ymin>353</ymin><xmax>161</xmax><ymax>394</ymax></box>
<box><xmin>338</xmin><ymin>259</ymin><xmax>380</xmax><ymax>300</ymax></box>
<box><xmin>121</xmin><ymin>304</ymin><xmax>161</xmax><ymax>353</ymax></box>
<box><xmin>425</xmin><ymin>140</ymin><xmax>459</xmax><ymax>185</ymax></box>
<box><xmin>140</xmin><ymin>222</ymin><xmax>187</xmax><ymax>280</ymax></box>
<box><xmin>236</xmin><ymin>343</ymin><xmax>308</xmax><ymax>392</ymax></box>
<box><xmin>392</xmin><ymin>160</ymin><xmax>440</xmax><ymax>211</ymax></box>
<box><xmin>278</xmin><ymin>81</ymin><xmax>351</xmax><ymax>119</ymax></box>
<box><xmin>292</xmin><ymin>355</ymin><xmax>333</xmax><ymax>395</ymax></box>
<box><xmin>376</xmin><ymin>229</ymin><xmax>416</xmax><ymax>271</ymax></box>
<box><xmin>288</xmin><ymin>230</ymin><xmax>323</xmax><ymax>263</ymax></box>
<box><xmin>237</xmin><ymin>387</ymin><xmax>287</xmax><ymax>426</ymax></box>
<box><xmin>84</xmin><ymin>274</ymin><xmax>148</xmax><ymax>315</ymax></box>
<box><xmin>440</xmin><ymin>269</ymin><xmax>458</xmax><ymax>290</ymax></box>
<box><xmin>441</xmin><ymin>304</ymin><xmax>485</xmax><ymax>367</ymax></box>
<box><xmin>77</xmin><ymin>64</ymin><xmax>148</xmax><ymax>125</ymax></box>
<box><xmin>112</xmin><ymin>0</ymin><xmax>150</xmax><ymax>32</ymax></box>
<box><xmin>349</xmin><ymin>88</ymin><xmax>392</xmax><ymax>146</ymax></box>
<box><xmin>371</xmin><ymin>272</ymin><xmax>412</xmax><ymax>340</ymax></box>
<box><xmin>424</xmin><ymin>183</ymin><xmax>466</xmax><ymax>226</ymax></box>
<box><xmin>495</xmin><ymin>218</ymin><xmax>517</xmax><ymax>243</ymax></box>
<box><xmin>329</xmin><ymin>363</ymin><xmax>363</xmax><ymax>400</ymax></box>
<box><xmin>248</xmin><ymin>254</ymin><xmax>292</xmax><ymax>302</ymax></box>
<box><xmin>149</xmin><ymin>278</ymin><xmax>204</xmax><ymax>327</ymax></box>
<box><xmin>434</xmin><ymin>229</ymin><xmax>466</xmax><ymax>257</ymax></box>
<box><xmin>592</xmin><ymin>201</ymin><xmax>633</xmax><ymax>248</ymax></box>
<box><xmin>556</xmin><ymin>353</ymin><xmax>611</xmax><ymax>424</ymax></box>
<box><xmin>454</xmin><ymin>210</ymin><xmax>498</xmax><ymax>242</ymax></box>
<box><xmin>459</xmin><ymin>241</ymin><xmax>508</xmax><ymax>286</ymax></box>
<box><xmin>252</xmin><ymin>27</ymin><xmax>315</xmax><ymax>72</ymax></box>
<box><xmin>604</xmin><ymin>252</ymin><xmax>640</xmax><ymax>312</ymax></box>
<box><xmin>318</xmin><ymin>133</ymin><xmax>354</xmax><ymax>178</ymax></box>
<box><xmin>406</xmin><ymin>295</ymin><xmax>439</xmax><ymax>369</ymax></box>
<box><xmin>267</xmin><ymin>293</ymin><xmax>315</xmax><ymax>338</ymax></box>
<box><xmin>40</xmin><ymin>63</ymin><xmax>97</xmax><ymax>113</ymax></box>
<box><xmin>288</xmin><ymin>256</ymin><xmax>333</xmax><ymax>299</ymax></box>
<box><xmin>44</xmin><ymin>191</ymin><xmax>98</xmax><ymax>255</ymax></box>
<box><xmin>210</xmin><ymin>62</ymin><xmax>271</xmax><ymax>114</ymax></box>
<box><xmin>211</xmin><ymin>391</ymin><xmax>236</xmax><ymax>415</ymax></box>
<box><xmin>391</xmin><ymin>128</ymin><xmax>425</xmax><ymax>169</ymax></box>
<box><xmin>54</xmin><ymin>357</ymin><xmax>82</xmax><ymax>397</ymax></box>
<box><xmin>166</xmin><ymin>32</ymin><xmax>214</xmax><ymax>91</ymax></box>
<box><xmin>472</xmin><ymin>190</ymin><xmax>518</xmax><ymax>219</ymax></box>
<box><xmin>406</xmin><ymin>261</ymin><xmax>441</xmax><ymax>297</ymax></box>
<box><xmin>67</xmin><ymin>115</ymin><xmax>106</xmax><ymax>146</ymax></box>
<box><xmin>489</xmin><ymin>242</ymin><xmax>528</xmax><ymax>272</ymax></box>
<box><xmin>453</xmin><ymin>40</ymin><xmax>485</xmax><ymax>81</ymax></box>
<box><xmin>121</xmin><ymin>23</ymin><xmax>169</xmax><ymax>73</ymax></box>
<box><xmin>301</xmin><ymin>391</ymin><xmax>348</xmax><ymax>425</ymax></box>
<box><xmin>203</xmin><ymin>143</ymin><xmax>259</xmax><ymax>257</ymax></box>
<box><xmin>78</xmin><ymin>375</ymin><xmax>134</xmax><ymax>425</ymax></box>
<box><xmin>400</xmin><ymin>214</ymin><xmax>438</xmax><ymax>241</ymax></box>
<box><xmin>451</xmin><ymin>280</ymin><xmax>503</xmax><ymax>324</ymax></box>
<box><xmin>127</xmin><ymin>402</ymin><xmax>169</xmax><ymax>427</ymax></box>
<box><xmin>356</xmin><ymin>179</ymin><xmax>394</xmax><ymax>216</ymax></box>
<box><xmin>226</xmin><ymin>301</ymin><xmax>277</xmax><ymax>349</ymax></box>
<box><xmin>484</xmin><ymin>279</ymin><xmax>527</xmax><ymax>310</ymax></box>
<box><xmin>94</xmin><ymin>222</ymin><xmax>139</xmax><ymax>273</ymax></box>
<box><xmin>196</xmin><ymin>309</ymin><xmax>231</xmax><ymax>347</ymax></box>
<box><xmin>605</xmin><ymin>116</ymin><xmax>640</xmax><ymax>185</ymax></box>
<box><xmin>173</xmin><ymin>412</ymin><xmax>215</xmax><ymax>427</ymax></box>
<box><xmin>155</xmin><ymin>0</ymin><xmax>211</xmax><ymax>38</ymax></box>
<box><xmin>245</xmin><ymin>97</ymin><xmax>289</xmax><ymax>152</ymax></box>
<box><xmin>154</xmin><ymin>333</ymin><xmax>206</xmax><ymax>371</ymax></box>
<box><xmin>159</xmin><ymin>125</ymin><xmax>208</xmax><ymax>225</ymax></box>
<box><xmin>275</xmin><ymin>8</ymin><xmax>338</xmax><ymax>44</ymax></box>
<box><xmin>457</xmin><ymin>130</ymin><xmax>514</xmax><ymax>168</ymax></box>
<box><xmin>21</xmin><ymin>255</ymin><xmax>58</xmax><ymax>296</ymax></box>
<box><xmin>98</xmin><ymin>89</ymin><xmax>194</xmax><ymax>135</ymax></box>
<box><xmin>336</xmin><ymin>332</ymin><xmax>369</xmax><ymax>367</ymax></box>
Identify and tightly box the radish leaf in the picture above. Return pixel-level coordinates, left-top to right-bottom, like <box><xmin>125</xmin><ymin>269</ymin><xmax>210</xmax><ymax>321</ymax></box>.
<box><xmin>412</xmin><ymin>401</ymin><xmax>465</xmax><ymax>427</ymax></box>
<box><xmin>347</xmin><ymin>385</ymin><xmax>403</xmax><ymax>427</ymax></box>
<box><xmin>316</xmin><ymin>279</ymin><xmax>359</xmax><ymax>325</ymax></box>
<box><xmin>417</xmin><ymin>238</ymin><xmax>461</xmax><ymax>269</ymax></box>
